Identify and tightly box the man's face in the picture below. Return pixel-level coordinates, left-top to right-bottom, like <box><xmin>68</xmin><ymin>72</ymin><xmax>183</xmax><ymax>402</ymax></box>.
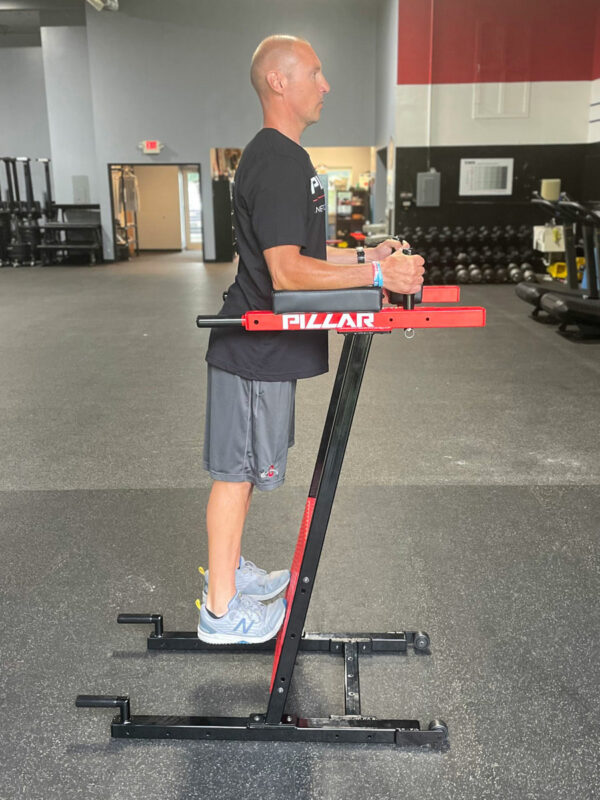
<box><xmin>285</xmin><ymin>43</ymin><xmax>330</xmax><ymax>127</ymax></box>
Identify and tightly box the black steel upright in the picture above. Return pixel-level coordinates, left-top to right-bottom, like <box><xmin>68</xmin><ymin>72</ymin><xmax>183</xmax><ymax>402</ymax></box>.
<box><xmin>266</xmin><ymin>332</ymin><xmax>372</xmax><ymax>723</ymax></box>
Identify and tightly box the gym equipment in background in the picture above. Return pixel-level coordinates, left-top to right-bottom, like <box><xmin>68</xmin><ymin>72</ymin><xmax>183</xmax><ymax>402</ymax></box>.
<box><xmin>537</xmin><ymin>200</ymin><xmax>600</xmax><ymax>336</ymax></box>
<box><xmin>515</xmin><ymin>192</ymin><xmax>582</xmax><ymax>317</ymax></box>
<box><xmin>77</xmin><ymin>284</ymin><xmax>485</xmax><ymax>748</ymax></box>
<box><xmin>0</xmin><ymin>156</ymin><xmax>102</xmax><ymax>267</ymax></box>
<box><xmin>515</xmin><ymin>195</ymin><xmax>600</xmax><ymax>335</ymax></box>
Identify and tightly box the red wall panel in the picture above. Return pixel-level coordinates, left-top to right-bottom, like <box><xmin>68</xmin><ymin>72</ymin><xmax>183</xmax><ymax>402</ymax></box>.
<box><xmin>593</xmin><ymin>5</ymin><xmax>600</xmax><ymax>80</ymax></box>
<box><xmin>398</xmin><ymin>0</ymin><xmax>599</xmax><ymax>84</ymax></box>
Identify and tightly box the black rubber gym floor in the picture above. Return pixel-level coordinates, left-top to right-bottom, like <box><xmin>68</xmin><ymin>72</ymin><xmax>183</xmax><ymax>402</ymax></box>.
<box><xmin>1</xmin><ymin>254</ymin><xmax>599</xmax><ymax>800</ymax></box>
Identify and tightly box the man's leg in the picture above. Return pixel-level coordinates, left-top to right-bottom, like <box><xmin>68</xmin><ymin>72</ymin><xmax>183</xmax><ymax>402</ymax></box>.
<box><xmin>205</xmin><ymin>480</ymin><xmax>253</xmax><ymax>616</ymax></box>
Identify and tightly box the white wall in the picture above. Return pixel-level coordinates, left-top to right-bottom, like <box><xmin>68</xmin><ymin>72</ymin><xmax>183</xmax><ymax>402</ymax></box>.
<box><xmin>84</xmin><ymin>0</ymin><xmax>381</xmax><ymax>260</ymax></box>
<box><xmin>0</xmin><ymin>47</ymin><xmax>51</xmax><ymax>201</ymax></box>
<box><xmin>40</xmin><ymin>26</ymin><xmax>97</xmax><ymax>204</ymax></box>
<box><xmin>375</xmin><ymin>0</ymin><xmax>398</xmax><ymax>149</ymax></box>
<box><xmin>590</xmin><ymin>78</ymin><xmax>600</xmax><ymax>143</ymax></box>
<box><xmin>395</xmin><ymin>81</ymin><xmax>592</xmax><ymax>147</ymax></box>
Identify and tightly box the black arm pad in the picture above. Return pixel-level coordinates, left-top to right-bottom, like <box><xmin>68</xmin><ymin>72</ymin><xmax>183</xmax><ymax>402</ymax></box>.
<box><xmin>272</xmin><ymin>288</ymin><xmax>382</xmax><ymax>314</ymax></box>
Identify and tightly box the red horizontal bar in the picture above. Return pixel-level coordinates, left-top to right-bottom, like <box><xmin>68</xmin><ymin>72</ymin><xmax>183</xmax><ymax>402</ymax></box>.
<box><xmin>420</xmin><ymin>285</ymin><xmax>459</xmax><ymax>303</ymax></box>
<box><xmin>244</xmin><ymin>307</ymin><xmax>486</xmax><ymax>333</ymax></box>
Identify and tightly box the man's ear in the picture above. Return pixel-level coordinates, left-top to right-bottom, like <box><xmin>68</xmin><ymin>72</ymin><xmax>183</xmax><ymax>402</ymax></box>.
<box><xmin>265</xmin><ymin>70</ymin><xmax>286</xmax><ymax>95</ymax></box>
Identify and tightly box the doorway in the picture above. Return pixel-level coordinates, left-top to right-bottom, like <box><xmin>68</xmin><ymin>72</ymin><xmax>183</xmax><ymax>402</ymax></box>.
<box><xmin>181</xmin><ymin>167</ymin><xmax>203</xmax><ymax>250</ymax></box>
<box><xmin>108</xmin><ymin>162</ymin><xmax>204</xmax><ymax>260</ymax></box>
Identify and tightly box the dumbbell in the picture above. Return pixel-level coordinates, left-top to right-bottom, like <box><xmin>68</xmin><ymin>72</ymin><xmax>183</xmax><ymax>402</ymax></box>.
<box><xmin>481</xmin><ymin>263</ymin><xmax>495</xmax><ymax>283</ymax></box>
<box><xmin>455</xmin><ymin>251</ymin><xmax>469</xmax><ymax>265</ymax></box>
<box><xmin>443</xmin><ymin>266</ymin><xmax>457</xmax><ymax>284</ymax></box>
<box><xmin>428</xmin><ymin>263</ymin><xmax>443</xmax><ymax>284</ymax></box>
<box><xmin>521</xmin><ymin>262</ymin><xmax>536</xmax><ymax>282</ymax></box>
<box><xmin>468</xmin><ymin>263</ymin><xmax>483</xmax><ymax>283</ymax></box>
<box><xmin>507</xmin><ymin>262</ymin><xmax>524</xmax><ymax>283</ymax></box>
<box><xmin>455</xmin><ymin>263</ymin><xmax>470</xmax><ymax>283</ymax></box>
<box><xmin>495</xmin><ymin>264</ymin><xmax>508</xmax><ymax>283</ymax></box>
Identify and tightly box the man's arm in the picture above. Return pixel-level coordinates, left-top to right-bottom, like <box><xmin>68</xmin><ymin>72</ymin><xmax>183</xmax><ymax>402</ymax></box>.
<box><xmin>264</xmin><ymin>245</ymin><xmax>424</xmax><ymax>295</ymax></box>
<box><xmin>325</xmin><ymin>239</ymin><xmax>406</xmax><ymax>264</ymax></box>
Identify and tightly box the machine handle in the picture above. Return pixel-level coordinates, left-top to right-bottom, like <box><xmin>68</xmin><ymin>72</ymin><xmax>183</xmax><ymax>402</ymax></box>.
<box><xmin>196</xmin><ymin>315</ymin><xmax>242</xmax><ymax>328</ymax></box>
<box><xmin>388</xmin><ymin>248</ymin><xmax>418</xmax><ymax>309</ymax></box>
<box><xmin>117</xmin><ymin>613</ymin><xmax>163</xmax><ymax>636</ymax></box>
<box><xmin>76</xmin><ymin>695</ymin><xmax>131</xmax><ymax>723</ymax></box>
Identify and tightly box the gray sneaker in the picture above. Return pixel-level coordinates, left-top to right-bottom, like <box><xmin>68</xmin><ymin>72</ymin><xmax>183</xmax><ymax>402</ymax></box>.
<box><xmin>199</xmin><ymin>557</ymin><xmax>290</xmax><ymax>603</ymax></box>
<box><xmin>197</xmin><ymin>593</ymin><xmax>287</xmax><ymax>645</ymax></box>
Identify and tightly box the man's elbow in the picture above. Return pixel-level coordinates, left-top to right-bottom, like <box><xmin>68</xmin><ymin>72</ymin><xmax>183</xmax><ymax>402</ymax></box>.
<box><xmin>269</xmin><ymin>265</ymin><xmax>287</xmax><ymax>291</ymax></box>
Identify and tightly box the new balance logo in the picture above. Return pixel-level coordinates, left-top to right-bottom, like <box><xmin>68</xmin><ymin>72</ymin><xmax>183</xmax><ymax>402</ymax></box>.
<box><xmin>234</xmin><ymin>617</ymin><xmax>254</xmax><ymax>635</ymax></box>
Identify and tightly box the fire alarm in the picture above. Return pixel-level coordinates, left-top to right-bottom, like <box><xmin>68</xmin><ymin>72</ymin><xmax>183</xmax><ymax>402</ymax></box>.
<box><xmin>138</xmin><ymin>140</ymin><xmax>164</xmax><ymax>154</ymax></box>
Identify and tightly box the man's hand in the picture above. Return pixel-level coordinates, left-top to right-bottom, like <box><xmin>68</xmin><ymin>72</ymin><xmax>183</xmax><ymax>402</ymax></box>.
<box><xmin>380</xmin><ymin>248</ymin><xmax>425</xmax><ymax>295</ymax></box>
<box><xmin>369</xmin><ymin>238</ymin><xmax>408</xmax><ymax>261</ymax></box>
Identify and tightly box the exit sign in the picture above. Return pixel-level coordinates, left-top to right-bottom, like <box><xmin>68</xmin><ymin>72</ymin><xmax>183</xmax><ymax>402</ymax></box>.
<box><xmin>139</xmin><ymin>139</ymin><xmax>164</xmax><ymax>154</ymax></box>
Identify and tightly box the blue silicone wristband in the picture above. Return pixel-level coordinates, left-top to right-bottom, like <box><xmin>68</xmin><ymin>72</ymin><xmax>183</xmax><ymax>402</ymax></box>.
<box><xmin>372</xmin><ymin>261</ymin><xmax>383</xmax><ymax>288</ymax></box>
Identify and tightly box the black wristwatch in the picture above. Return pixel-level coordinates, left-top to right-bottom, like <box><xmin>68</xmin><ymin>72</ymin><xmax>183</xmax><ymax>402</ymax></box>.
<box><xmin>356</xmin><ymin>246</ymin><xmax>365</xmax><ymax>264</ymax></box>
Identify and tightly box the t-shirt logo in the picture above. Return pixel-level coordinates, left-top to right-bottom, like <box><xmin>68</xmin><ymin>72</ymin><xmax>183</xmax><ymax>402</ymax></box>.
<box><xmin>310</xmin><ymin>175</ymin><xmax>325</xmax><ymax>214</ymax></box>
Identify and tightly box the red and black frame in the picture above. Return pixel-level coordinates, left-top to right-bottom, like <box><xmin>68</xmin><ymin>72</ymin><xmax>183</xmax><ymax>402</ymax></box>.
<box><xmin>76</xmin><ymin>286</ymin><xmax>485</xmax><ymax>747</ymax></box>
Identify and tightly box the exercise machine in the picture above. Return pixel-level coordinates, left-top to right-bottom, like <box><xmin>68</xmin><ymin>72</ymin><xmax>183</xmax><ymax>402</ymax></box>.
<box><xmin>76</xmin><ymin>284</ymin><xmax>485</xmax><ymax>748</ymax></box>
<box><xmin>538</xmin><ymin>200</ymin><xmax>600</xmax><ymax>336</ymax></box>
<box><xmin>515</xmin><ymin>193</ymin><xmax>589</xmax><ymax>317</ymax></box>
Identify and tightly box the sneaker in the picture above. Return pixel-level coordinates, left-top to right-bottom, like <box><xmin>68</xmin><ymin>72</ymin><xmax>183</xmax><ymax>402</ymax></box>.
<box><xmin>196</xmin><ymin>593</ymin><xmax>287</xmax><ymax>644</ymax></box>
<box><xmin>199</xmin><ymin>557</ymin><xmax>290</xmax><ymax>603</ymax></box>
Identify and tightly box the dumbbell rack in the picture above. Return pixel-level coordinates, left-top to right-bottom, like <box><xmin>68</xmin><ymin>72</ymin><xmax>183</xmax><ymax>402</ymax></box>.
<box><xmin>77</xmin><ymin>286</ymin><xmax>485</xmax><ymax>748</ymax></box>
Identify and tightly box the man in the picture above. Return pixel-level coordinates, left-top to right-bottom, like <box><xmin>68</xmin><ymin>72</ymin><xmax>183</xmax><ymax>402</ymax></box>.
<box><xmin>197</xmin><ymin>34</ymin><xmax>424</xmax><ymax>644</ymax></box>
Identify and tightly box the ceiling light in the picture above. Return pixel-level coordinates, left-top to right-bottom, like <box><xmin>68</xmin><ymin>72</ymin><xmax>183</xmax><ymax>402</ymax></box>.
<box><xmin>86</xmin><ymin>0</ymin><xmax>118</xmax><ymax>11</ymax></box>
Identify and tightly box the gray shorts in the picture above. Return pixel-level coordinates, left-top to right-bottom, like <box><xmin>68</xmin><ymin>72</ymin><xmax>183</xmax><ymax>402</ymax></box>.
<box><xmin>203</xmin><ymin>365</ymin><xmax>296</xmax><ymax>491</ymax></box>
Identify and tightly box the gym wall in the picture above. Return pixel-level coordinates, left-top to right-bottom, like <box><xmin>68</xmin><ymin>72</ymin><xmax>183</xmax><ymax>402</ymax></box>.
<box><xmin>82</xmin><ymin>0</ymin><xmax>383</xmax><ymax>261</ymax></box>
<box><xmin>0</xmin><ymin>47</ymin><xmax>50</xmax><ymax>201</ymax></box>
<box><xmin>40</xmin><ymin>26</ymin><xmax>97</xmax><ymax>205</ymax></box>
<box><xmin>392</xmin><ymin>0</ymin><xmax>600</xmax><ymax>232</ymax></box>
<box><xmin>591</xmin><ymin>7</ymin><xmax>600</xmax><ymax>143</ymax></box>
<box><xmin>375</xmin><ymin>0</ymin><xmax>399</xmax><ymax>149</ymax></box>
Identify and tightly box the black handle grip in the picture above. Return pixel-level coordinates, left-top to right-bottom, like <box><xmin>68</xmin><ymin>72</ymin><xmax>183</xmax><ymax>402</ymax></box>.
<box><xmin>196</xmin><ymin>315</ymin><xmax>242</xmax><ymax>328</ymax></box>
<box><xmin>117</xmin><ymin>613</ymin><xmax>163</xmax><ymax>636</ymax></box>
<box><xmin>117</xmin><ymin>614</ymin><xmax>156</xmax><ymax>624</ymax></box>
<box><xmin>76</xmin><ymin>695</ymin><xmax>131</xmax><ymax>723</ymax></box>
<box><xmin>389</xmin><ymin>247</ymin><xmax>417</xmax><ymax>308</ymax></box>
<box><xmin>76</xmin><ymin>695</ymin><xmax>126</xmax><ymax>709</ymax></box>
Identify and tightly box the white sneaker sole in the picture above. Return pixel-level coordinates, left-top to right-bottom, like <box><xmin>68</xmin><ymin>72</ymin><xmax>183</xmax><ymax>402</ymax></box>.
<box><xmin>197</xmin><ymin>602</ymin><xmax>286</xmax><ymax>645</ymax></box>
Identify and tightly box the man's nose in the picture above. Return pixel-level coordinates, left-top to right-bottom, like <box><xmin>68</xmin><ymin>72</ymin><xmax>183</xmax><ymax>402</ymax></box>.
<box><xmin>321</xmin><ymin>76</ymin><xmax>330</xmax><ymax>94</ymax></box>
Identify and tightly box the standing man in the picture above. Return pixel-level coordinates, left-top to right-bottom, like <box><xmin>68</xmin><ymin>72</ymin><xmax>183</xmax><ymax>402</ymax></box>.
<box><xmin>198</xmin><ymin>35</ymin><xmax>424</xmax><ymax>644</ymax></box>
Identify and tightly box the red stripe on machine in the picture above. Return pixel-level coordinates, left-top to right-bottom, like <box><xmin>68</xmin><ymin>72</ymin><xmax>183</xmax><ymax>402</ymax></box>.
<box><xmin>270</xmin><ymin>497</ymin><xmax>316</xmax><ymax>692</ymax></box>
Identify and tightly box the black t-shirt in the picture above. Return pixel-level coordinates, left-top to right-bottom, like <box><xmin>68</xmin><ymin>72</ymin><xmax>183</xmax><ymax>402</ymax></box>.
<box><xmin>206</xmin><ymin>128</ymin><xmax>329</xmax><ymax>381</ymax></box>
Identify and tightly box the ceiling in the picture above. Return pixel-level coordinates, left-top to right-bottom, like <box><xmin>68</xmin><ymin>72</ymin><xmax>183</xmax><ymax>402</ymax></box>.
<box><xmin>0</xmin><ymin>1</ymin><xmax>86</xmax><ymax>46</ymax></box>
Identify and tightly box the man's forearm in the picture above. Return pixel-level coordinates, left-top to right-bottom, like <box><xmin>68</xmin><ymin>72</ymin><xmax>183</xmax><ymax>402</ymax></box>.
<box><xmin>269</xmin><ymin>247</ymin><xmax>375</xmax><ymax>291</ymax></box>
<box><xmin>326</xmin><ymin>245</ymin><xmax>378</xmax><ymax>264</ymax></box>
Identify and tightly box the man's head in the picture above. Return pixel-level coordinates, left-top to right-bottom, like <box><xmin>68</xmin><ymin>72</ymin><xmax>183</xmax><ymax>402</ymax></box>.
<box><xmin>251</xmin><ymin>35</ymin><xmax>330</xmax><ymax>134</ymax></box>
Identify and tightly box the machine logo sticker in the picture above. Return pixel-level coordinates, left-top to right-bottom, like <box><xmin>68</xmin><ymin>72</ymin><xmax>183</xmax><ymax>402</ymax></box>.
<box><xmin>282</xmin><ymin>312</ymin><xmax>375</xmax><ymax>330</ymax></box>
